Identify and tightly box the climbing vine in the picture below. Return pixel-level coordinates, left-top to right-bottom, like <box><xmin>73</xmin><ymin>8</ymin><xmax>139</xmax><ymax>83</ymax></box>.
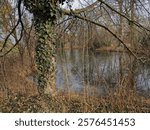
<box><xmin>23</xmin><ymin>0</ymin><xmax>59</xmax><ymax>94</ymax></box>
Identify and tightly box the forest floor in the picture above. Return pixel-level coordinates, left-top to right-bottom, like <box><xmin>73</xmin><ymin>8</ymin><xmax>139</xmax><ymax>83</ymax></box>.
<box><xmin>0</xmin><ymin>53</ymin><xmax>150</xmax><ymax>113</ymax></box>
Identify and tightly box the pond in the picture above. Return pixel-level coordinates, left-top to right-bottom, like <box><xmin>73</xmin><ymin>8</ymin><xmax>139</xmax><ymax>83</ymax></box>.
<box><xmin>56</xmin><ymin>49</ymin><xmax>150</xmax><ymax>96</ymax></box>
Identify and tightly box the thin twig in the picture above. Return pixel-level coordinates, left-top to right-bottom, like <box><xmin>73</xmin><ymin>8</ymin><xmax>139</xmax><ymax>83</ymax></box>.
<box><xmin>63</xmin><ymin>10</ymin><xmax>144</xmax><ymax>63</ymax></box>
<box><xmin>0</xmin><ymin>0</ymin><xmax>24</xmax><ymax>57</ymax></box>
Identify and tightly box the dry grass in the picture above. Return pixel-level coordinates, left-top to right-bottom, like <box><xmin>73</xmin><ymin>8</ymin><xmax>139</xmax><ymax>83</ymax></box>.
<box><xmin>0</xmin><ymin>89</ymin><xmax>150</xmax><ymax>113</ymax></box>
<box><xmin>0</xmin><ymin>53</ymin><xmax>38</xmax><ymax>98</ymax></box>
<box><xmin>0</xmin><ymin>52</ymin><xmax>150</xmax><ymax>113</ymax></box>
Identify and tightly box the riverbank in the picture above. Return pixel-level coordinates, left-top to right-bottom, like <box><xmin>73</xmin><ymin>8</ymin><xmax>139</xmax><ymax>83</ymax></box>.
<box><xmin>0</xmin><ymin>51</ymin><xmax>150</xmax><ymax>112</ymax></box>
<box><xmin>57</xmin><ymin>45</ymin><xmax>150</xmax><ymax>56</ymax></box>
<box><xmin>0</xmin><ymin>88</ymin><xmax>150</xmax><ymax>112</ymax></box>
<box><xmin>56</xmin><ymin>46</ymin><xmax>121</xmax><ymax>51</ymax></box>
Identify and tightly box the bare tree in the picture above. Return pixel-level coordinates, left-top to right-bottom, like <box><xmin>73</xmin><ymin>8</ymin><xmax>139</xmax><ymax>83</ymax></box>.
<box><xmin>0</xmin><ymin>0</ymin><xmax>149</xmax><ymax>96</ymax></box>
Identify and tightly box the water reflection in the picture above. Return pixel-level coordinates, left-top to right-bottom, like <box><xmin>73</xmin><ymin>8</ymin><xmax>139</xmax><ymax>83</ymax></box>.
<box><xmin>56</xmin><ymin>49</ymin><xmax>150</xmax><ymax>95</ymax></box>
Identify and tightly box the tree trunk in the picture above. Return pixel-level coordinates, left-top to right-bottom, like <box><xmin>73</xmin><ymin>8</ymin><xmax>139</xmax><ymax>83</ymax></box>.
<box><xmin>128</xmin><ymin>0</ymin><xmax>136</xmax><ymax>90</ymax></box>
<box><xmin>117</xmin><ymin>0</ymin><xmax>124</xmax><ymax>82</ymax></box>
<box><xmin>23</xmin><ymin>0</ymin><xmax>58</xmax><ymax>95</ymax></box>
<box><xmin>35</xmin><ymin>20</ymin><xmax>56</xmax><ymax>95</ymax></box>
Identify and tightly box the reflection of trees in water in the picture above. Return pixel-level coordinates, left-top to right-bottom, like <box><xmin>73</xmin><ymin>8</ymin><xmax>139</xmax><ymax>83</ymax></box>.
<box><xmin>82</xmin><ymin>51</ymin><xmax>120</xmax><ymax>87</ymax></box>
<box><xmin>57</xmin><ymin>50</ymin><xmax>119</xmax><ymax>89</ymax></box>
<box><xmin>56</xmin><ymin>49</ymin><xmax>150</xmax><ymax>95</ymax></box>
<box><xmin>56</xmin><ymin>49</ymin><xmax>83</xmax><ymax>92</ymax></box>
<box><xmin>135</xmin><ymin>62</ymin><xmax>150</xmax><ymax>91</ymax></box>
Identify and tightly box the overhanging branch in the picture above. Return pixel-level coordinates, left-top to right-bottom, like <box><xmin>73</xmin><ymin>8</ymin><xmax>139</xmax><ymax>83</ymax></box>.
<box><xmin>0</xmin><ymin>0</ymin><xmax>24</xmax><ymax>57</ymax></box>
<box><xmin>63</xmin><ymin>10</ymin><xmax>144</xmax><ymax>63</ymax></box>
<box><xmin>97</xmin><ymin>0</ymin><xmax>150</xmax><ymax>32</ymax></box>
<box><xmin>61</xmin><ymin>1</ymin><xmax>99</xmax><ymax>14</ymax></box>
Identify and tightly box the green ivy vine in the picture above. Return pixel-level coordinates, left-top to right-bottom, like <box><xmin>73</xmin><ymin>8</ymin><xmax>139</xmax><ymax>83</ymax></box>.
<box><xmin>23</xmin><ymin>0</ymin><xmax>59</xmax><ymax>94</ymax></box>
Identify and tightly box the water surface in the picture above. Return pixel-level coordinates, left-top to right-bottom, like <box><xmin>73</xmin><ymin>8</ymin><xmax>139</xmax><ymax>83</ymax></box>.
<box><xmin>56</xmin><ymin>49</ymin><xmax>150</xmax><ymax>96</ymax></box>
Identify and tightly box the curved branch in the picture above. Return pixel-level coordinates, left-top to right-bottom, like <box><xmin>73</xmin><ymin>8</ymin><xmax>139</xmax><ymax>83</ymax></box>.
<box><xmin>63</xmin><ymin>10</ymin><xmax>144</xmax><ymax>63</ymax></box>
<box><xmin>97</xmin><ymin>0</ymin><xmax>150</xmax><ymax>32</ymax></box>
<box><xmin>61</xmin><ymin>0</ymin><xmax>150</xmax><ymax>33</ymax></box>
<box><xmin>62</xmin><ymin>1</ymin><xmax>99</xmax><ymax>14</ymax></box>
<box><xmin>0</xmin><ymin>0</ymin><xmax>24</xmax><ymax>57</ymax></box>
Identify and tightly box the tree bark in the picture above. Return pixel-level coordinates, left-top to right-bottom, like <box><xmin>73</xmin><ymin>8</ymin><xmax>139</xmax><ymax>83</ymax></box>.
<box><xmin>23</xmin><ymin>0</ymin><xmax>58</xmax><ymax>95</ymax></box>
<box><xmin>128</xmin><ymin>0</ymin><xmax>136</xmax><ymax>90</ymax></box>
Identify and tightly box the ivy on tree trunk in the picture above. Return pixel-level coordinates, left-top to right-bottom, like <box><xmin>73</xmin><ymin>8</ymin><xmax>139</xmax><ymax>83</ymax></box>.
<box><xmin>23</xmin><ymin>0</ymin><xmax>58</xmax><ymax>95</ymax></box>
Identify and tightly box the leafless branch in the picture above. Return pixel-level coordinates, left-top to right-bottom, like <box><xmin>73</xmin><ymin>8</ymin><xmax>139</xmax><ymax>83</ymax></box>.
<box><xmin>63</xmin><ymin>10</ymin><xmax>144</xmax><ymax>63</ymax></box>
<box><xmin>98</xmin><ymin>0</ymin><xmax>150</xmax><ymax>32</ymax></box>
<box><xmin>0</xmin><ymin>0</ymin><xmax>24</xmax><ymax>57</ymax></box>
